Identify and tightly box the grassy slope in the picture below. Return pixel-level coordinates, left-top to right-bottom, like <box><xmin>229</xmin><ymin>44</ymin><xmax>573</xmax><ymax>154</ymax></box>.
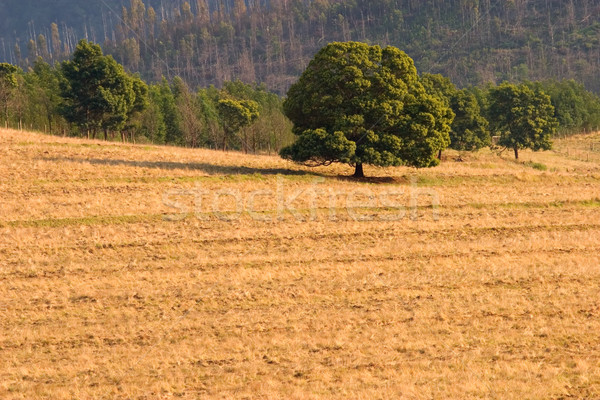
<box><xmin>1</xmin><ymin>128</ymin><xmax>600</xmax><ymax>399</ymax></box>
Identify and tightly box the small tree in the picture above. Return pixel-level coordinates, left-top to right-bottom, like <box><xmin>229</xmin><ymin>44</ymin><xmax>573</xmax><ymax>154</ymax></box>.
<box><xmin>98</xmin><ymin>68</ymin><xmax>133</xmax><ymax>140</ymax></box>
<box><xmin>217</xmin><ymin>98</ymin><xmax>260</xmax><ymax>151</ymax></box>
<box><xmin>30</xmin><ymin>59</ymin><xmax>64</xmax><ymax>133</ymax></box>
<box><xmin>140</xmin><ymin>84</ymin><xmax>167</xmax><ymax>144</ymax></box>
<box><xmin>421</xmin><ymin>73</ymin><xmax>489</xmax><ymax>155</ymax></box>
<box><xmin>488</xmin><ymin>82</ymin><xmax>557</xmax><ymax>159</ymax></box>
<box><xmin>281</xmin><ymin>42</ymin><xmax>453</xmax><ymax>177</ymax></box>
<box><xmin>156</xmin><ymin>77</ymin><xmax>183</xmax><ymax>145</ymax></box>
<box><xmin>172</xmin><ymin>77</ymin><xmax>204</xmax><ymax>148</ymax></box>
<box><xmin>122</xmin><ymin>75</ymin><xmax>149</xmax><ymax>142</ymax></box>
<box><xmin>0</xmin><ymin>63</ymin><xmax>20</xmax><ymax>126</ymax></box>
<box><xmin>449</xmin><ymin>89</ymin><xmax>490</xmax><ymax>152</ymax></box>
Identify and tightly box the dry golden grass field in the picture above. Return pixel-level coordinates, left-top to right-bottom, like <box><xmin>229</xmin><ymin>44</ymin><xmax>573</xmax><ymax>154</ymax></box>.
<box><xmin>1</xmin><ymin>128</ymin><xmax>600</xmax><ymax>399</ymax></box>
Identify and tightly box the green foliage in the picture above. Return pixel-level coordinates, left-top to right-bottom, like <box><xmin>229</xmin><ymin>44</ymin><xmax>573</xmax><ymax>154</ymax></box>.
<box><xmin>139</xmin><ymin>84</ymin><xmax>167</xmax><ymax>143</ymax></box>
<box><xmin>280</xmin><ymin>129</ymin><xmax>356</xmax><ymax>166</ymax></box>
<box><xmin>59</xmin><ymin>40</ymin><xmax>105</xmax><ymax>133</ymax></box>
<box><xmin>220</xmin><ymin>81</ymin><xmax>294</xmax><ymax>153</ymax></box>
<box><xmin>421</xmin><ymin>73</ymin><xmax>490</xmax><ymax>152</ymax></box>
<box><xmin>17</xmin><ymin>59</ymin><xmax>63</xmax><ymax>132</ymax></box>
<box><xmin>0</xmin><ymin>63</ymin><xmax>18</xmax><ymax>88</ymax></box>
<box><xmin>30</xmin><ymin>59</ymin><xmax>65</xmax><ymax>131</ymax></box>
<box><xmin>282</xmin><ymin>41</ymin><xmax>453</xmax><ymax>176</ymax></box>
<box><xmin>217</xmin><ymin>98</ymin><xmax>260</xmax><ymax>151</ymax></box>
<box><xmin>448</xmin><ymin>89</ymin><xmax>490</xmax><ymax>151</ymax></box>
<box><xmin>0</xmin><ymin>62</ymin><xmax>20</xmax><ymax>121</ymax></box>
<box><xmin>60</xmin><ymin>40</ymin><xmax>146</xmax><ymax>138</ymax></box>
<box><xmin>155</xmin><ymin>78</ymin><xmax>183</xmax><ymax>145</ymax></box>
<box><xmin>130</xmin><ymin>77</ymin><xmax>290</xmax><ymax>152</ymax></box>
<box><xmin>527</xmin><ymin>79</ymin><xmax>600</xmax><ymax>134</ymax></box>
<box><xmin>488</xmin><ymin>82</ymin><xmax>558</xmax><ymax>159</ymax></box>
<box><xmin>173</xmin><ymin>77</ymin><xmax>206</xmax><ymax>148</ymax></box>
<box><xmin>0</xmin><ymin>51</ymin><xmax>292</xmax><ymax>151</ymax></box>
<box><xmin>420</xmin><ymin>73</ymin><xmax>457</xmax><ymax>108</ymax></box>
<box><xmin>525</xmin><ymin>161</ymin><xmax>548</xmax><ymax>171</ymax></box>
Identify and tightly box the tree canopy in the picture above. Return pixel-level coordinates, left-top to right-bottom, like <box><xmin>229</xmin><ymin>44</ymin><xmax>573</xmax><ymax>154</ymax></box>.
<box><xmin>421</xmin><ymin>73</ymin><xmax>490</xmax><ymax>154</ymax></box>
<box><xmin>449</xmin><ymin>89</ymin><xmax>490</xmax><ymax>152</ymax></box>
<box><xmin>281</xmin><ymin>41</ymin><xmax>453</xmax><ymax>177</ymax></box>
<box><xmin>528</xmin><ymin>79</ymin><xmax>600</xmax><ymax>134</ymax></box>
<box><xmin>59</xmin><ymin>39</ymin><xmax>147</xmax><ymax>139</ymax></box>
<box><xmin>217</xmin><ymin>98</ymin><xmax>260</xmax><ymax>151</ymax></box>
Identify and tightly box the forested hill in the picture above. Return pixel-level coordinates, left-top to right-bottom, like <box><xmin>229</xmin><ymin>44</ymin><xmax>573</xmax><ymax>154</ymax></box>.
<box><xmin>2</xmin><ymin>0</ymin><xmax>600</xmax><ymax>94</ymax></box>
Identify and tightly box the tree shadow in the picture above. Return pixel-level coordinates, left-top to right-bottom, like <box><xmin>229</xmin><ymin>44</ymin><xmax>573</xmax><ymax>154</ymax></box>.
<box><xmin>42</xmin><ymin>156</ymin><xmax>324</xmax><ymax>177</ymax></box>
<box><xmin>335</xmin><ymin>174</ymin><xmax>403</xmax><ymax>184</ymax></box>
<box><xmin>42</xmin><ymin>156</ymin><xmax>412</xmax><ymax>183</ymax></box>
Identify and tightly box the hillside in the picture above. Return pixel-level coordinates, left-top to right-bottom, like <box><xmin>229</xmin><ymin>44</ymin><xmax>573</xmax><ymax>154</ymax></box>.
<box><xmin>2</xmin><ymin>0</ymin><xmax>600</xmax><ymax>93</ymax></box>
<box><xmin>1</xmin><ymin>127</ymin><xmax>600</xmax><ymax>398</ymax></box>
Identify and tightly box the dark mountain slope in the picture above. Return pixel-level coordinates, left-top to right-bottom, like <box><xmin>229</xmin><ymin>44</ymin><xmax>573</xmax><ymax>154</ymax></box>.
<box><xmin>2</xmin><ymin>0</ymin><xmax>600</xmax><ymax>93</ymax></box>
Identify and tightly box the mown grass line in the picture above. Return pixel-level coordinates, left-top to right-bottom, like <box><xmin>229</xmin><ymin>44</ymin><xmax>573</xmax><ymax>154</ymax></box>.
<box><xmin>2</xmin><ymin>218</ymin><xmax>600</xmax><ymax>257</ymax></box>
<box><xmin>16</xmin><ymin>170</ymin><xmax>600</xmax><ymax>191</ymax></box>
<box><xmin>27</xmin><ymin>173</ymin><xmax>290</xmax><ymax>187</ymax></box>
<box><xmin>0</xmin><ymin>214</ymin><xmax>166</xmax><ymax>228</ymax></box>
<box><xmin>469</xmin><ymin>198</ymin><xmax>600</xmax><ymax>209</ymax></box>
<box><xmin>15</xmin><ymin>141</ymin><xmax>159</xmax><ymax>150</ymax></box>
<box><xmin>2</xmin><ymin>198</ymin><xmax>599</xmax><ymax>229</ymax></box>
<box><xmin>4</xmin><ymin>244</ymin><xmax>600</xmax><ymax>281</ymax></box>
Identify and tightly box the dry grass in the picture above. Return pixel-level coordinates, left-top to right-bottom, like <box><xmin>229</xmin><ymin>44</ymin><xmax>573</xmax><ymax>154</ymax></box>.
<box><xmin>1</xmin><ymin>128</ymin><xmax>600</xmax><ymax>399</ymax></box>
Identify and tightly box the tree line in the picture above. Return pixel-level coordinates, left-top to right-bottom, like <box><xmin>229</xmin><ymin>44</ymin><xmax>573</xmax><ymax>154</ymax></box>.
<box><xmin>0</xmin><ymin>40</ymin><xmax>293</xmax><ymax>153</ymax></box>
<box><xmin>1</xmin><ymin>39</ymin><xmax>600</xmax><ymax>166</ymax></box>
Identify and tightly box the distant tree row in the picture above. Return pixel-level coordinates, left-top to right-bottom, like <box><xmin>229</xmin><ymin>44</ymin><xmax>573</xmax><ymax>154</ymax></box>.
<box><xmin>0</xmin><ymin>40</ymin><xmax>293</xmax><ymax>153</ymax></box>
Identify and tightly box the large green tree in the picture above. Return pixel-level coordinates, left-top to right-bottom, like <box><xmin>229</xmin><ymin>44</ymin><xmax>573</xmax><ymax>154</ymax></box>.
<box><xmin>60</xmin><ymin>39</ymin><xmax>142</xmax><ymax>139</ymax></box>
<box><xmin>281</xmin><ymin>42</ymin><xmax>453</xmax><ymax>177</ymax></box>
<box><xmin>488</xmin><ymin>82</ymin><xmax>557</xmax><ymax>159</ymax></box>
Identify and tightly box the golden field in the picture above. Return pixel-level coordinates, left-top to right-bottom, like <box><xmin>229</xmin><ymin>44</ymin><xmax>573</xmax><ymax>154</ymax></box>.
<box><xmin>1</xmin><ymin>128</ymin><xmax>600</xmax><ymax>399</ymax></box>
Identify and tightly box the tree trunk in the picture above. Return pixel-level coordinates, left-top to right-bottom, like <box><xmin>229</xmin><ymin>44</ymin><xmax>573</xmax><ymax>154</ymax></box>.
<box><xmin>354</xmin><ymin>163</ymin><xmax>364</xmax><ymax>178</ymax></box>
<box><xmin>514</xmin><ymin>146</ymin><xmax>519</xmax><ymax>159</ymax></box>
<box><xmin>103</xmin><ymin>128</ymin><xmax>108</xmax><ymax>141</ymax></box>
<box><xmin>438</xmin><ymin>149</ymin><xmax>443</xmax><ymax>160</ymax></box>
